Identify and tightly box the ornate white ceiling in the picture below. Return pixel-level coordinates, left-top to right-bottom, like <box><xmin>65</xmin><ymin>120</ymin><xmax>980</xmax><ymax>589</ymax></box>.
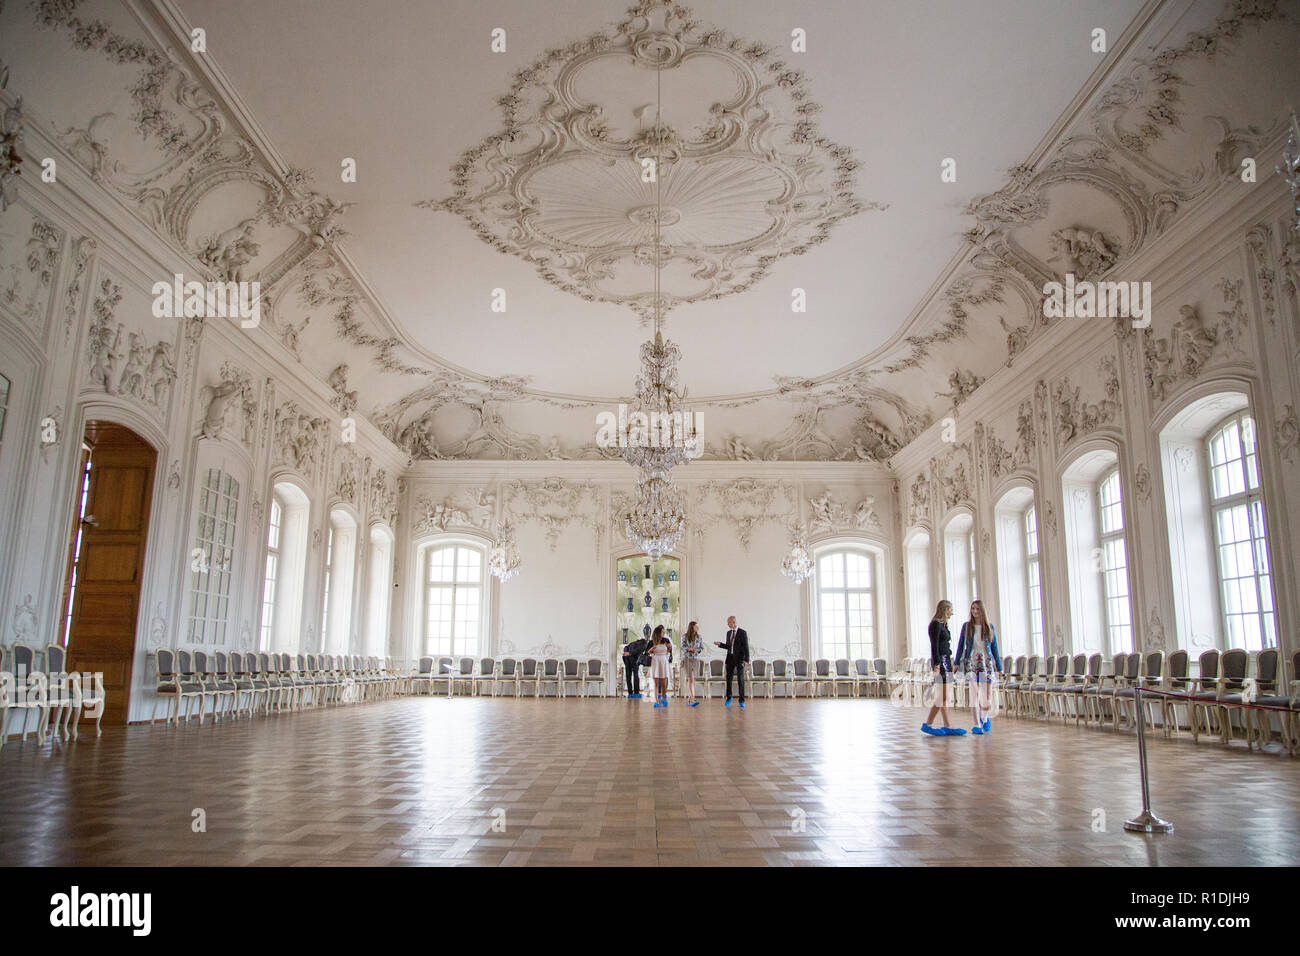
<box><xmin>4</xmin><ymin>0</ymin><xmax>1297</xmax><ymax>462</ymax></box>
<box><xmin>420</xmin><ymin>3</ymin><xmax>881</xmax><ymax>322</ymax></box>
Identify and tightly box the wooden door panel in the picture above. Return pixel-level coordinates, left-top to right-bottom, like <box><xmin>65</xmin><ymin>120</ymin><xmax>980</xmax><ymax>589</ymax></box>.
<box><xmin>91</xmin><ymin>467</ymin><xmax>150</xmax><ymax>529</ymax></box>
<box><xmin>64</xmin><ymin>423</ymin><xmax>156</xmax><ymax>726</ymax></box>
<box><xmin>81</xmin><ymin>547</ymin><xmax>142</xmax><ymax>583</ymax></box>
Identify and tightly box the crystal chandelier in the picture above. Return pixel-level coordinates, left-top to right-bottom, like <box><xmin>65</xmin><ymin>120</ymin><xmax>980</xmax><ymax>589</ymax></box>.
<box><xmin>624</xmin><ymin>473</ymin><xmax>685</xmax><ymax>561</ymax></box>
<box><xmin>780</xmin><ymin>524</ymin><xmax>814</xmax><ymax>582</ymax></box>
<box><xmin>488</xmin><ymin>520</ymin><xmax>520</xmax><ymax>582</ymax></box>
<box><xmin>623</xmin><ymin>56</ymin><xmax>689</xmax><ymax>560</ymax></box>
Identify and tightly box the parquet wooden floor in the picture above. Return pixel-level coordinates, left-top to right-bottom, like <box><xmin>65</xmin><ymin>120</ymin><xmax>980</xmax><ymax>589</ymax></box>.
<box><xmin>1</xmin><ymin>696</ymin><xmax>1297</xmax><ymax>866</ymax></box>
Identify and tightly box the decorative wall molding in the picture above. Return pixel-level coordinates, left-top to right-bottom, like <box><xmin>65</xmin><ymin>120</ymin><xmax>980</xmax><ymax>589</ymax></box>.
<box><xmin>1052</xmin><ymin>354</ymin><xmax>1121</xmax><ymax>448</ymax></box>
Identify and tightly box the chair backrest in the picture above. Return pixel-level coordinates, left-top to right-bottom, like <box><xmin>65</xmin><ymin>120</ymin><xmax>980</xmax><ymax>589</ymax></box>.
<box><xmin>195</xmin><ymin>650</ymin><xmax>214</xmax><ymax>676</ymax></box>
<box><xmin>417</xmin><ymin>656</ymin><xmax>434</xmax><ymax>675</ymax></box>
<box><xmin>499</xmin><ymin>658</ymin><xmax>518</xmax><ymax>677</ymax></box>
<box><xmin>1198</xmin><ymin>649</ymin><xmax>1219</xmax><ymax>681</ymax></box>
<box><xmin>1166</xmin><ymin>650</ymin><xmax>1188</xmax><ymax>685</ymax></box>
<box><xmin>540</xmin><ymin>658</ymin><xmax>557</xmax><ymax>676</ymax></box>
<box><xmin>1056</xmin><ymin>654</ymin><xmax>1070</xmax><ymax>676</ymax></box>
<box><xmin>177</xmin><ymin>649</ymin><xmax>194</xmax><ymax>675</ymax></box>
<box><xmin>11</xmin><ymin>643</ymin><xmax>35</xmax><ymax>678</ymax></box>
<box><xmin>1012</xmin><ymin>655</ymin><xmax>1026</xmax><ymax>677</ymax></box>
<box><xmin>587</xmin><ymin>659</ymin><xmax>603</xmax><ymax>677</ymax></box>
<box><xmin>562</xmin><ymin>658</ymin><xmax>580</xmax><ymax>677</ymax></box>
<box><xmin>45</xmin><ymin>643</ymin><xmax>66</xmax><ymax>675</ymax></box>
<box><xmin>1026</xmin><ymin>655</ymin><xmax>1039</xmax><ymax>679</ymax></box>
<box><xmin>1143</xmin><ymin>651</ymin><xmax>1163</xmax><ymax>681</ymax></box>
<box><xmin>1220</xmin><ymin>648</ymin><xmax>1247</xmax><ymax>686</ymax></box>
<box><xmin>458</xmin><ymin>657</ymin><xmax>475</xmax><ymax>675</ymax></box>
<box><xmin>156</xmin><ymin>648</ymin><xmax>176</xmax><ymax>679</ymax></box>
<box><xmin>229</xmin><ymin>651</ymin><xmax>243</xmax><ymax>674</ymax></box>
<box><xmin>1042</xmin><ymin>655</ymin><xmax>1055</xmax><ymax>678</ymax></box>
<box><xmin>853</xmin><ymin>658</ymin><xmax>871</xmax><ymax>676</ymax></box>
<box><xmin>874</xmin><ymin>657</ymin><xmax>887</xmax><ymax>676</ymax></box>
<box><xmin>814</xmin><ymin>658</ymin><xmax>831</xmax><ymax>677</ymax></box>
<box><xmin>793</xmin><ymin>658</ymin><xmax>809</xmax><ymax>677</ymax></box>
<box><xmin>1124</xmin><ymin>652</ymin><xmax>1141</xmax><ymax>681</ymax></box>
<box><xmin>520</xmin><ymin>658</ymin><xmax>538</xmax><ymax>677</ymax></box>
<box><xmin>1108</xmin><ymin>653</ymin><xmax>1125</xmax><ymax>679</ymax></box>
<box><xmin>750</xmin><ymin>659</ymin><xmax>768</xmax><ymax>678</ymax></box>
<box><xmin>1087</xmin><ymin>653</ymin><xmax>1102</xmax><ymax>678</ymax></box>
<box><xmin>833</xmin><ymin>659</ymin><xmax>850</xmax><ymax>677</ymax></box>
<box><xmin>709</xmin><ymin>659</ymin><xmax>725</xmax><ymax>678</ymax></box>
<box><xmin>479</xmin><ymin>657</ymin><xmax>496</xmax><ymax>677</ymax></box>
<box><xmin>1071</xmin><ymin>654</ymin><xmax>1087</xmax><ymax>677</ymax></box>
<box><xmin>1293</xmin><ymin>651</ymin><xmax>1300</xmax><ymax>688</ymax></box>
<box><xmin>215</xmin><ymin>651</ymin><xmax>230</xmax><ymax>676</ymax></box>
<box><xmin>1258</xmin><ymin>647</ymin><xmax>1279</xmax><ymax>691</ymax></box>
<box><xmin>771</xmin><ymin>659</ymin><xmax>788</xmax><ymax>677</ymax></box>
<box><xmin>295</xmin><ymin>654</ymin><xmax>307</xmax><ymax>673</ymax></box>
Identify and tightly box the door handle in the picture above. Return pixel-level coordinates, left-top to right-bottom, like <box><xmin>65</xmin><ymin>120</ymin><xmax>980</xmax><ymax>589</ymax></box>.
<box><xmin>81</xmin><ymin>515</ymin><xmax>99</xmax><ymax>527</ymax></box>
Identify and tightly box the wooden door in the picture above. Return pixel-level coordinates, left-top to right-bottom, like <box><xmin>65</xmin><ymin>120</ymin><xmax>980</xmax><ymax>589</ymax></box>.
<box><xmin>63</xmin><ymin>421</ymin><xmax>156</xmax><ymax>725</ymax></box>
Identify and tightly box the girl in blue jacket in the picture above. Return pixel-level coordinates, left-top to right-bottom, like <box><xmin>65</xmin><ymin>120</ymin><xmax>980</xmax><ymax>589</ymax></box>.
<box><xmin>954</xmin><ymin>599</ymin><xmax>1001</xmax><ymax>734</ymax></box>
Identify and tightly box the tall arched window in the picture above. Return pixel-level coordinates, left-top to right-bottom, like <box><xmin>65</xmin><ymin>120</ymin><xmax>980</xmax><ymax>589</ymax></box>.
<box><xmin>188</xmin><ymin>468</ymin><xmax>239</xmax><ymax>644</ymax></box>
<box><xmin>261</xmin><ymin>481</ymin><xmax>310</xmax><ymax>652</ymax></box>
<box><xmin>323</xmin><ymin>508</ymin><xmax>358</xmax><ymax>654</ymax></box>
<box><xmin>943</xmin><ymin>513</ymin><xmax>976</xmax><ymax>616</ymax></box>
<box><xmin>994</xmin><ymin>487</ymin><xmax>1040</xmax><ymax>656</ymax></box>
<box><xmin>1097</xmin><ymin>468</ymin><xmax>1133</xmax><ymax>652</ymax></box>
<box><xmin>904</xmin><ymin>532</ymin><xmax>932</xmax><ymax>658</ymax></box>
<box><xmin>1025</xmin><ymin>506</ymin><xmax>1044</xmax><ymax>654</ymax></box>
<box><xmin>424</xmin><ymin>544</ymin><xmax>484</xmax><ymax>657</ymax></box>
<box><xmin>815</xmin><ymin>549</ymin><xmax>876</xmax><ymax>661</ymax></box>
<box><xmin>1063</xmin><ymin>448</ymin><xmax>1130</xmax><ymax>655</ymax></box>
<box><xmin>260</xmin><ymin>497</ymin><xmax>282</xmax><ymax>649</ymax></box>
<box><xmin>366</xmin><ymin>524</ymin><xmax>395</xmax><ymax>657</ymax></box>
<box><xmin>1206</xmin><ymin>411</ymin><xmax>1274</xmax><ymax>649</ymax></box>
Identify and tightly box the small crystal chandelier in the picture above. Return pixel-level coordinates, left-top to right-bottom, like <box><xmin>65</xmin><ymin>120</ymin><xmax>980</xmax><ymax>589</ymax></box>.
<box><xmin>780</xmin><ymin>524</ymin><xmax>814</xmax><ymax>582</ymax></box>
<box><xmin>624</xmin><ymin>473</ymin><xmax>685</xmax><ymax>561</ymax></box>
<box><xmin>488</xmin><ymin>520</ymin><xmax>520</xmax><ymax>582</ymax></box>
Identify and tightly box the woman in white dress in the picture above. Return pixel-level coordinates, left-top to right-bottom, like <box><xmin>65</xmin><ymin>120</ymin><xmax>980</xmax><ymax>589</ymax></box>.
<box><xmin>648</xmin><ymin>625</ymin><xmax>672</xmax><ymax>708</ymax></box>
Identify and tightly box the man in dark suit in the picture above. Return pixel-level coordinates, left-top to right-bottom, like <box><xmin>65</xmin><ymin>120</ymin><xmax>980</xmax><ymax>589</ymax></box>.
<box><xmin>714</xmin><ymin>615</ymin><xmax>750</xmax><ymax>708</ymax></box>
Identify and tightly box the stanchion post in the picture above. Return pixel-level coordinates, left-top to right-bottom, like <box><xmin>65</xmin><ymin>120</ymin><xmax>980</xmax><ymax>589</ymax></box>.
<box><xmin>1124</xmin><ymin>686</ymin><xmax>1174</xmax><ymax>833</ymax></box>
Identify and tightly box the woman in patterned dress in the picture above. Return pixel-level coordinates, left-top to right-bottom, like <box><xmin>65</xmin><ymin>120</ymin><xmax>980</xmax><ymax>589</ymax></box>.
<box><xmin>680</xmin><ymin>621</ymin><xmax>704</xmax><ymax>707</ymax></box>
<box><xmin>954</xmin><ymin>599</ymin><xmax>1002</xmax><ymax>734</ymax></box>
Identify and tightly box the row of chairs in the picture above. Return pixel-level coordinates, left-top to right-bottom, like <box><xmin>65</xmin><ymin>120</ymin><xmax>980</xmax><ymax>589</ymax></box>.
<box><xmin>153</xmin><ymin>650</ymin><xmax>410</xmax><ymax>724</ymax></box>
<box><xmin>999</xmin><ymin>648</ymin><xmax>1299</xmax><ymax>753</ymax></box>
<box><xmin>617</xmin><ymin>658</ymin><xmax>891</xmax><ymax>699</ymax></box>
<box><xmin>0</xmin><ymin>643</ymin><xmax>106</xmax><ymax>746</ymax></box>
<box><xmin>409</xmin><ymin>656</ymin><xmax>608</xmax><ymax>697</ymax></box>
<box><xmin>888</xmin><ymin>658</ymin><xmax>1001</xmax><ymax>710</ymax></box>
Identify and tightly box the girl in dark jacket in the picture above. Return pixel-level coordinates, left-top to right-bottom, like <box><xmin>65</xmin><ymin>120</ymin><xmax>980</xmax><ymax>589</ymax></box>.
<box><xmin>923</xmin><ymin>600</ymin><xmax>966</xmax><ymax>736</ymax></box>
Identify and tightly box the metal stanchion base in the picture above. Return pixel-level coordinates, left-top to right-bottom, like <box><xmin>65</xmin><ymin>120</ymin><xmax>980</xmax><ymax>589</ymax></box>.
<box><xmin>1124</xmin><ymin>810</ymin><xmax>1174</xmax><ymax>833</ymax></box>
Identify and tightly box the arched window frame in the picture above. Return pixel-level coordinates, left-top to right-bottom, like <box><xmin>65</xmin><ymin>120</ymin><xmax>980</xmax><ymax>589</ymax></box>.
<box><xmin>811</xmin><ymin>544</ymin><xmax>879</xmax><ymax>662</ymax></box>
<box><xmin>420</xmin><ymin>539</ymin><xmax>488</xmax><ymax>658</ymax></box>
<box><xmin>1205</xmin><ymin>409</ymin><xmax>1275</xmax><ymax>650</ymax></box>
<box><xmin>1096</xmin><ymin>467</ymin><xmax>1133</xmax><ymax>653</ymax></box>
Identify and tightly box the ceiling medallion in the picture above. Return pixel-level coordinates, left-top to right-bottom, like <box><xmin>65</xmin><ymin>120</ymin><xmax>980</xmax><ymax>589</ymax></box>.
<box><xmin>420</xmin><ymin>0</ymin><xmax>884</xmax><ymax>323</ymax></box>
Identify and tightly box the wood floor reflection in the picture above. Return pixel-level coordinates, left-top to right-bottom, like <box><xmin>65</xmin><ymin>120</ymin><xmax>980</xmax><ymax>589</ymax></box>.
<box><xmin>2</xmin><ymin>696</ymin><xmax>1297</xmax><ymax>866</ymax></box>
